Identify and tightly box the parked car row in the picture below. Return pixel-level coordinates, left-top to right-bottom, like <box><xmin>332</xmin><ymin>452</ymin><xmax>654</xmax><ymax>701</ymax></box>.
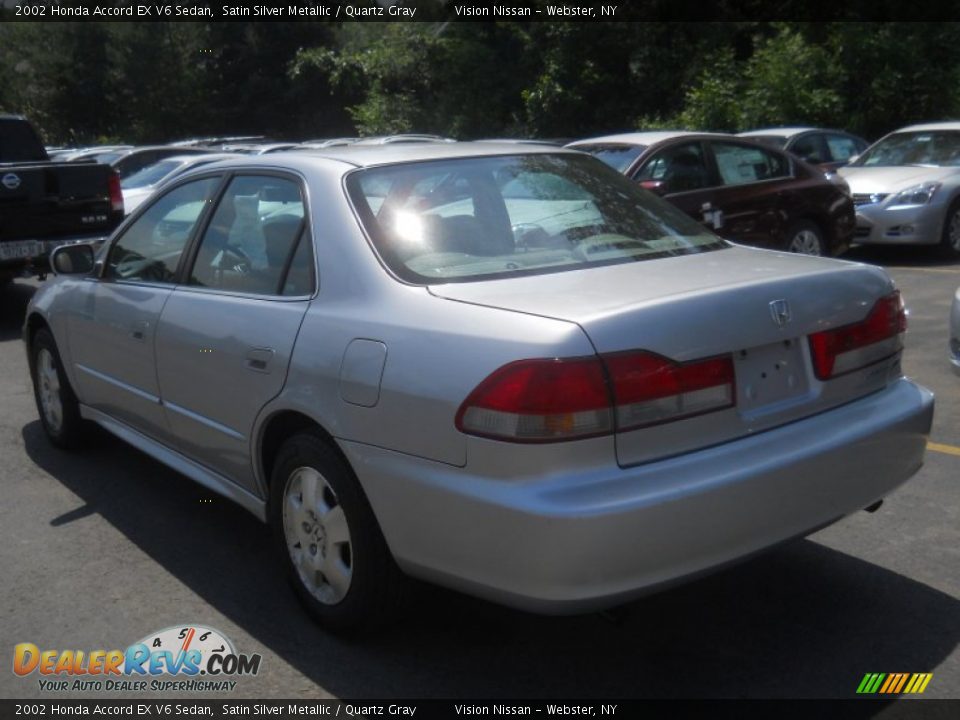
<box><xmin>53</xmin><ymin>122</ymin><xmax>960</xmax><ymax>259</ymax></box>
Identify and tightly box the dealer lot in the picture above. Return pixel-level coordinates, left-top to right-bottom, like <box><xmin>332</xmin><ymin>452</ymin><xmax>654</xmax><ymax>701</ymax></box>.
<box><xmin>1</xmin><ymin>245</ymin><xmax>958</xmax><ymax>700</ymax></box>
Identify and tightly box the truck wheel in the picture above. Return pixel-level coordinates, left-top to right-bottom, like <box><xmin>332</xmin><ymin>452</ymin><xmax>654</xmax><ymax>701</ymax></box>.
<box><xmin>30</xmin><ymin>328</ymin><xmax>85</xmax><ymax>450</ymax></box>
<box><xmin>269</xmin><ymin>432</ymin><xmax>406</xmax><ymax>634</ymax></box>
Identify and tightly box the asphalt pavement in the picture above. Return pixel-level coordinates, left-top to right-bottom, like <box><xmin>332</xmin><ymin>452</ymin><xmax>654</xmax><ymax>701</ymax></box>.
<box><xmin>1</xmin><ymin>246</ymin><xmax>957</xmax><ymax>701</ymax></box>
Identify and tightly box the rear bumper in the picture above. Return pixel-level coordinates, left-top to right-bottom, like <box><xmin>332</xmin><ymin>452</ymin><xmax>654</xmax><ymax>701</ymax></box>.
<box><xmin>343</xmin><ymin>377</ymin><xmax>934</xmax><ymax>613</ymax></box>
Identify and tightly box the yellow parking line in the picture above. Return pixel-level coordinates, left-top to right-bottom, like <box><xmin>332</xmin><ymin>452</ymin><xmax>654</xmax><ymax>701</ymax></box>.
<box><xmin>927</xmin><ymin>441</ymin><xmax>960</xmax><ymax>457</ymax></box>
<box><xmin>887</xmin><ymin>266</ymin><xmax>960</xmax><ymax>274</ymax></box>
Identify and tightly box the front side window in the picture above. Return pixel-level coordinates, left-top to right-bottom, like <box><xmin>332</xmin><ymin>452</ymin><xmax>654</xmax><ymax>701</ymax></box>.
<box><xmin>104</xmin><ymin>177</ymin><xmax>219</xmax><ymax>283</ymax></box>
<box><xmin>347</xmin><ymin>154</ymin><xmax>726</xmax><ymax>284</ymax></box>
<box><xmin>188</xmin><ymin>175</ymin><xmax>307</xmax><ymax>296</ymax></box>
<box><xmin>634</xmin><ymin>142</ymin><xmax>711</xmax><ymax>194</ymax></box>
<box><xmin>712</xmin><ymin>142</ymin><xmax>790</xmax><ymax>186</ymax></box>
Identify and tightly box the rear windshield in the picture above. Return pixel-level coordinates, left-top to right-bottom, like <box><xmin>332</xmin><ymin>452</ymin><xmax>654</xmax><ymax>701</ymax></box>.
<box><xmin>568</xmin><ymin>143</ymin><xmax>646</xmax><ymax>173</ymax></box>
<box><xmin>346</xmin><ymin>154</ymin><xmax>725</xmax><ymax>284</ymax></box>
<box><xmin>854</xmin><ymin>131</ymin><xmax>960</xmax><ymax>167</ymax></box>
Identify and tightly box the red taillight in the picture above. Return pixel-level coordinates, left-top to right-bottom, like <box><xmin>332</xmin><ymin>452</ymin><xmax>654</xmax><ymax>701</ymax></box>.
<box><xmin>108</xmin><ymin>172</ymin><xmax>124</xmax><ymax>214</ymax></box>
<box><xmin>808</xmin><ymin>291</ymin><xmax>906</xmax><ymax>380</ymax></box>
<box><xmin>455</xmin><ymin>357</ymin><xmax>613</xmax><ymax>442</ymax></box>
<box><xmin>456</xmin><ymin>351</ymin><xmax>736</xmax><ymax>443</ymax></box>
<box><xmin>605</xmin><ymin>352</ymin><xmax>735</xmax><ymax>431</ymax></box>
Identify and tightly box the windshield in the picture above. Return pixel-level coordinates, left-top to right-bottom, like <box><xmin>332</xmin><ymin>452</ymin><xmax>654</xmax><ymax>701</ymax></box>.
<box><xmin>569</xmin><ymin>143</ymin><xmax>647</xmax><ymax>173</ymax></box>
<box><xmin>346</xmin><ymin>154</ymin><xmax>725</xmax><ymax>284</ymax></box>
<box><xmin>121</xmin><ymin>159</ymin><xmax>182</xmax><ymax>189</ymax></box>
<box><xmin>854</xmin><ymin>131</ymin><xmax>960</xmax><ymax>167</ymax></box>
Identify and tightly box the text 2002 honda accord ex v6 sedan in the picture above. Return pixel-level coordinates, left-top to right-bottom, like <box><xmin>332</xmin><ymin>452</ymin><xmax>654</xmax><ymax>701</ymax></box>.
<box><xmin>24</xmin><ymin>145</ymin><xmax>933</xmax><ymax>632</ymax></box>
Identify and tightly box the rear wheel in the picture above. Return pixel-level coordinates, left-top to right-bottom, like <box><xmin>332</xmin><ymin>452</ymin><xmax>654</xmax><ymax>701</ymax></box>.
<box><xmin>30</xmin><ymin>328</ymin><xmax>85</xmax><ymax>449</ymax></box>
<box><xmin>940</xmin><ymin>200</ymin><xmax>960</xmax><ymax>258</ymax></box>
<box><xmin>269</xmin><ymin>432</ymin><xmax>405</xmax><ymax>634</ymax></box>
<box><xmin>784</xmin><ymin>220</ymin><xmax>826</xmax><ymax>256</ymax></box>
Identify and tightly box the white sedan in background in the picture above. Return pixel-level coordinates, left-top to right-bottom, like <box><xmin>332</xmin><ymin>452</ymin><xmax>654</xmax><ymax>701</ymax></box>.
<box><xmin>121</xmin><ymin>153</ymin><xmax>240</xmax><ymax>215</ymax></box>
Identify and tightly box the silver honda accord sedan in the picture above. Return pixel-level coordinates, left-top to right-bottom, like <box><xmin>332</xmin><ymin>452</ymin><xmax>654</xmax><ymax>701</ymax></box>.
<box><xmin>24</xmin><ymin>144</ymin><xmax>934</xmax><ymax>632</ymax></box>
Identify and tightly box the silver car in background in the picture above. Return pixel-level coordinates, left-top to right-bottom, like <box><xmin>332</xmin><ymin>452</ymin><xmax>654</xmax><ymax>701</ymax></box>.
<box><xmin>120</xmin><ymin>153</ymin><xmax>242</xmax><ymax>215</ymax></box>
<box><xmin>840</xmin><ymin>122</ymin><xmax>960</xmax><ymax>256</ymax></box>
<box><xmin>24</xmin><ymin>145</ymin><xmax>934</xmax><ymax>633</ymax></box>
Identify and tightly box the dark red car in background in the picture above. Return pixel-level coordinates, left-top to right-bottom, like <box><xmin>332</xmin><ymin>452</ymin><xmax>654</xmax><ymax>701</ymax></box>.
<box><xmin>567</xmin><ymin>131</ymin><xmax>856</xmax><ymax>256</ymax></box>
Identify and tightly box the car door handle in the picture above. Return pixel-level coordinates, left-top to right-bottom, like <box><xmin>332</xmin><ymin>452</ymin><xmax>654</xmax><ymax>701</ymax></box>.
<box><xmin>130</xmin><ymin>321</ymin><xmax>149</xmax><ymax>342</ymax></box>
<box><xmin>245</xmin><ymin>347</ymin><xmax>275</xmax><ymax>373</ymax></box>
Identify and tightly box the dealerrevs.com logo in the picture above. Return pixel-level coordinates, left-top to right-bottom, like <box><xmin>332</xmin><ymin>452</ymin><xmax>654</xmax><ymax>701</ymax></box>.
<box><xmin>13</xmin><ymin>625</ymin><xmax>262</xmax><ymax>693</ymax></box>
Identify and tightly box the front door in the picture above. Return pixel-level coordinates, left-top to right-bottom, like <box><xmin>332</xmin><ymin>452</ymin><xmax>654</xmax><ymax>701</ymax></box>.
<box><xmin>631</xmin><ymin>141</ymin><xmax>720</xmax><ymax>230</ymax></box>
<box><xmin>67</xmin><ymin>177</ymin><xmax>221</xmax><ymax>441</ymax></box>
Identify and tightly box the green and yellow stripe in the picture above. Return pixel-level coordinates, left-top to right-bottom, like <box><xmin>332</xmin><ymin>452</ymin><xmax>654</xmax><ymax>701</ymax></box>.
<box><xmin>857</xmin><ymin>672</ymin><xmax>933</xmax><ymax>694</ymax></box>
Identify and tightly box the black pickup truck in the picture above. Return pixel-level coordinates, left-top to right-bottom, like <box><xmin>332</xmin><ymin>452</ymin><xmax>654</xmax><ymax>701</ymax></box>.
<box><xmin>0</xmin><ymin>114</ymin><xmax>124</xmax><ymax>284</ymax></box>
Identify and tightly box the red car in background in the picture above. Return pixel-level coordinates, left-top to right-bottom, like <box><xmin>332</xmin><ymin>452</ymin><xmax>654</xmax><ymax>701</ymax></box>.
<box><xmin>567</xmin><ymin>131</ymin><xmax>856</xmax><ymax>256</ymax></box>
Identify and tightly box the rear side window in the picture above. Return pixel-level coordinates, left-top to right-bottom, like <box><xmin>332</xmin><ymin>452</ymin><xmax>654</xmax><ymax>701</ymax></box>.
<box><xmin>105</xmin><ymin>177</ymin><xmax>219</xmax><ymax>283</ymax></box>
<box><xmin>188</xmin><ymin>175</ymin><xmax>308</xmax><ymax>296</ymax></box>
<box><xmin>346</xmin><ymin>153</ymin><xmax>726</xmax><ymax>284</ymax></box>
<box><xmin>712</xmin><ymin>142</ymin><xmax>790</xmax><ymax>186</ymax></box>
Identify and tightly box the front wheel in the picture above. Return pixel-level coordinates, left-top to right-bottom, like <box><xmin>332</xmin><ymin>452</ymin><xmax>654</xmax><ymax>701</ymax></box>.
<box><xmin>269</xmin><ymin>433</ymin><xmax>405</xmax><ymax>634</ymax></box>
<box><xmin>30</xmin><ymin>328</ymin><xmax>85</xmax><ymax>449</ymax></box>
<box><xmin>784</xmin><ymin>220</ymin><xmax>826</xmax><ymax>256</ymax></box>
<box><xmin>940</xmin><ymin>201</ymin><xmax>960</xmax><ymax>258</ymax></box>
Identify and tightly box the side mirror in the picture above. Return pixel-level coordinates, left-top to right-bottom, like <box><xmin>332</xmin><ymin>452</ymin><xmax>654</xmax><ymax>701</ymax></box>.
<box><xmin>50</xmin><ymin>243</ymin><xmax>95</xmax><ymax>275</ymax></box>
<box><xmin>639</xmin><ymin>179</ymin><xmax>667</xmax><ymax>195</ymax></box>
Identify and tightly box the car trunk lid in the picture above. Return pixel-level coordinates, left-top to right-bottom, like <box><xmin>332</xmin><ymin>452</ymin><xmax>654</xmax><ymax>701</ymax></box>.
<box><xmin>432</xmin><ymin>246</ymin><xmax>902</xmax><ymax>465</ymax></box>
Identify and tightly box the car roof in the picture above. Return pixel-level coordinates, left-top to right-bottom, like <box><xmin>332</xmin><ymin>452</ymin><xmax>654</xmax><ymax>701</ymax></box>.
<box><xmin>738</xmin><ymin>127</ymin><xmax>818</xmax><ymax>138</ymax></box>
<box><xmin>567</xmin><ymin>131</ymin><xmax>727</xmax><ymax>147</ymax></box>
<box><xmin>892</xmin><ymin>121</ymin><xmax>960</xmax><ymax>132</ymax></box>
<box><xmin>245</xmin><ymin>141</ymin><xmax>578</xmax><ymax>170</ymax></box>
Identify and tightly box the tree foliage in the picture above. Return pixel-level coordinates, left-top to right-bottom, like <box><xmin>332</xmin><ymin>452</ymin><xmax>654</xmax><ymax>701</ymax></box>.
<box><xmin>2</xmin><ymin>21</ymin><xmax>960</xmax><ymax>146</ymax></box>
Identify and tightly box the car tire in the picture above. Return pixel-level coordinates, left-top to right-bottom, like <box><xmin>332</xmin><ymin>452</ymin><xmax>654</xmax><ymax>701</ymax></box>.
<box><xmin>940</xmin><ymin>200</ymin><xmax>960</xmax><ymax>258</ymax></box>
<box><xmin>30</xmin><ymin>328</ymin><xmax>86</xmax><ymax>450</ymax></box>
<box><xmin>784</xmin><ymin>220</ymin><xmax>826</xmax><ymax>256</ymax></box>
<box><xmin>269</xmin><ymin>432</ymin><xmax>406</xmax><ymax>634</ymax></box>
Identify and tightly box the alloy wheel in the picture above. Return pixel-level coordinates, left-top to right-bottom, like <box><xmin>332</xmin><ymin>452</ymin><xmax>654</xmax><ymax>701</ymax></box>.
<box><xmin>282</xmin><ymin>466</ymin><xmax>353</xmax><ymax>605</ymax></box>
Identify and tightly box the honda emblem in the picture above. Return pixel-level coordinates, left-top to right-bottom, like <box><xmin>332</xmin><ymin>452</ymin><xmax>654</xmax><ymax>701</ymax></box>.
<box><xmin>769</xmin><ymin>299</ymin><xmax>792</xmax><ymax>328</ymax></box>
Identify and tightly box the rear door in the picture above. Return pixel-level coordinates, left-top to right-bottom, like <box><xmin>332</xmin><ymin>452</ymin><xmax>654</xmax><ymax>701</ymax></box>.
<box><xmin>705</xmin><ymin>140</ymin><xmax>795</xmax><ymax>249</ymax></box>
<box><xmin>154</xmin><ymin>173</ymin><xmax>313</xmax><ymax>493</ymax></box>
<box><xmin>67</xmin><ymin>176</ymin><xmax>222</xmax><ymax>442</ymax></box>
